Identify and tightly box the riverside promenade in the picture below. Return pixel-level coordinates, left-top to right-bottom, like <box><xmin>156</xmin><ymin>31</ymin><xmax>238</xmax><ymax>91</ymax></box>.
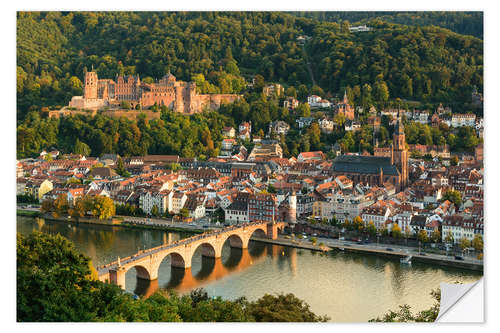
<box><xmin>253</xmin><ymin>235</ymin><xmax>483</xmax><ymax>272</ymax></box>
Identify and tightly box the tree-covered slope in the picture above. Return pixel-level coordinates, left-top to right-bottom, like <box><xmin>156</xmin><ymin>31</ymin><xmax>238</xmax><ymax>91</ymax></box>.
<box><xmin>16</xmin><ymin>11</ymin><xmax>483</xmax><ymax>120</ymax></box>
<box><xmin>292</xmin><ymin>11</ymin><xmax>483</xmax><ymax>39</ymax></box>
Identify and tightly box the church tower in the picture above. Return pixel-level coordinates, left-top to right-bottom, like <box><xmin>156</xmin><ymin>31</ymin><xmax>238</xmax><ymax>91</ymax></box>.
<box><xmin>343</xmin><ymin>90</ymin><xmax>349</xmax><ymax>104</ymax></box>
<box><xmin>288</xmin><ymin>190</ymin><xmax>297</xmax><ymax>224</ymax></box>
<box><xmin>84</xmin><ymin>67</ymin><xmax>98</xmax><ymax>100</ymax></box>
<box><xmin>392</xmin><ymin>112</ymin><xmax>408</xmax><ymax>189</ymax></box>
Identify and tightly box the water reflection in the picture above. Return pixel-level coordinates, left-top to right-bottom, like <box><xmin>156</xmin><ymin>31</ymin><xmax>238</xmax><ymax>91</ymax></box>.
<box><xmin>17</xmin><ymin>216</ymin><xmax>482</xmax><ymax>322</ymax></box>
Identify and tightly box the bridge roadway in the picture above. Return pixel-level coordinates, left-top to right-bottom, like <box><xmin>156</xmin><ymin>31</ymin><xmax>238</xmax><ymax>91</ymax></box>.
<box><xmin>97</xmin><ymin>221</ymin><xmax>286</xmax><ymax>289</ymax></box>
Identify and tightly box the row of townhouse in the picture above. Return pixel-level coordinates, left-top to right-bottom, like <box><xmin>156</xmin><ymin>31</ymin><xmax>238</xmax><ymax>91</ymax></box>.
<box><xmin>441</xmin><ymin>214</ymin><xmax>483</xmax><ymax>243</ymax></box>
<box><xmin>138</xmin><ymin>189</ymin><xmax>207</xmax><ymax>219</ymax></box>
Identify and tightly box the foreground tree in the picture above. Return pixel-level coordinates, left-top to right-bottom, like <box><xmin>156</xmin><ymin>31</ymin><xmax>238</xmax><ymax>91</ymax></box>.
<box><xmin>245</xmin><ymin>293</ymin><xmax>329</xmax><ymax>322</ymax></box>
<box><xmin>370</xmin><ymin>288</ymin><xmax>441</xmax><ymax>322</ymax></box>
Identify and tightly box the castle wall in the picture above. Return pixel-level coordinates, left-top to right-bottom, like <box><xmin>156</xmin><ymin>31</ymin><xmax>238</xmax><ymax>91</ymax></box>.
<box><xmin>75</xmin><ymin>71</ymin><xmax>241</xmax><ymax>114</ymax></box>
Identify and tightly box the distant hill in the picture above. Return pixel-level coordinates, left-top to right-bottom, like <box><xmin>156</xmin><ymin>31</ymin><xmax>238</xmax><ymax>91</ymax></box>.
<box><xmin>291</xmin><ymin>11</ymin><xmax>483</xmax><ymax>39</ymax></box>
<box><xmin>17</xmin><ymin>12</ymin><xmax>483</xmax><ymax>120</ymax></box>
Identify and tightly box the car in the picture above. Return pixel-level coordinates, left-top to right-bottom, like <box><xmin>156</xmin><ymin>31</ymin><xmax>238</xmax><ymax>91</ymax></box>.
<box><xmin>312</xmin><ymin>233</ymin><xmax>318</xmax><ymax>237</ymax></box>
<box><xmin>357</xmin><ymin>240</ymin><xmax>363</xmax><ymax>245</ymax></box>
<box><xmin>343</xmin><ymin>243</ymin><xmax>351</xmax><ymax>246</ymax></box>
<box><xmin>202</xmin><ymin>225</ymin><xmax>209</xmax><ymax>228</ymax></box>
<box><xmin>455</xmin><ymin>255</ymin><xmax>464</xmax><ymax>261</ymax></box>
<box><xmin>386</xmin><ymin>248</ymin><xmax>394</xmax><ymax>251</ymax></box>
<box><xmin>339</xmin><ymin>237</ymin><xmax>345</xmax><ymax>240</ymax></box>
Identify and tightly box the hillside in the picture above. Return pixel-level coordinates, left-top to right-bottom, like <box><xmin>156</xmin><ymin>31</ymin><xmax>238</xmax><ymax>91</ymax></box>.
<box><xmin>17</xmin><ymin>12</ymin><xmax>482</xmax><ymax>119</ymax></box>
<box><xmin>292</xmin><ymin>11</ymin><xmax>483</xmax><ymax>39</ymax></box>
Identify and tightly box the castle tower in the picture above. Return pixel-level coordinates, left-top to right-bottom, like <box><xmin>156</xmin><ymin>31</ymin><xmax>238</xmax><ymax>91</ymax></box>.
<box><xmin>84</xmin><ymin>69</ymin><xmax>98</xmax><ymax>100</ymax></box>
<box><xmin>288</xmin><ymin>190</ymin><xmax>297</xmax><ymax>224</ymax></box>
<box><xmin>392</xmin><ymin>112</ymin><xmax>408</xmax><ymax>189</ymax></box>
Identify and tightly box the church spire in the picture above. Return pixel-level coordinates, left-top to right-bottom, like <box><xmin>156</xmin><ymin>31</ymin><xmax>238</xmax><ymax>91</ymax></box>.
<box><xmin>395</xmin><ymin>110</ymin><xmax>404</xmax><ymax>135</ymax></box>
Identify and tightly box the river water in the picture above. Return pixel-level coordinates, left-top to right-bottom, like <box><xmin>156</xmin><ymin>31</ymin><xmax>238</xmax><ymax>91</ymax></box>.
<box><xmin>17</xmin><ymin>217</ymin><xmax>482</xmax><ymax>322</ymax></box>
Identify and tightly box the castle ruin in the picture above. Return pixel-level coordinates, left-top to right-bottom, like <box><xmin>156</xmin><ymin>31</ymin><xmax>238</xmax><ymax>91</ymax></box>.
<box><xmin>69</xmin><ymin>69</ymin><xmax>241</xmax><ymax>114</ymax></box>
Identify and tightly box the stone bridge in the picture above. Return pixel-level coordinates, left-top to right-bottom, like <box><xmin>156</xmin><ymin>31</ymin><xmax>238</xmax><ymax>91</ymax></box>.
<box><xmin>97</xmin><ymin>221</ymin><xmax>286</xmax><ymax>290</ymax></box>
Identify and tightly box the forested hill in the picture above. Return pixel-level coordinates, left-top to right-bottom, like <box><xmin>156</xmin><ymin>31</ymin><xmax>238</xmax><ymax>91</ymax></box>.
<box><xmin>17</xmin><ymin>12</ymin><xmax>482</xmax><ymax>121</ymax></box>
<box><xmin>292</xmin><ymin>11</ymin><xmax>483</xmax><ymax>39</ymax></box>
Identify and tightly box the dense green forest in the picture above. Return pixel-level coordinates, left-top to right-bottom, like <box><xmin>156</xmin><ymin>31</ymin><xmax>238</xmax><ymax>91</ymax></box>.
<box><xmin>16</xmin><ymin>101</ymin><xmax>481</xmax><ymax>160</ymax></box>
<box><xmin>17</xmin><ymin>12</ymin><xmax>482</xmax><ymax>120</ymax></box>
<box><xmin>292</xmin><ymin>11</ymin><xmax>483</xmax><ymax>39</ymax></box>
<box><xmin>16</xmin><ymin>12</ymin><xmax>483</xmax><ymax>158</ymax></box>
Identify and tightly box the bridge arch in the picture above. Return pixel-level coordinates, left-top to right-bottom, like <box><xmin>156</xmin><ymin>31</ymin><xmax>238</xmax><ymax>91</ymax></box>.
<box><xmin>249</xmin><ymin>227</ymin><xmax>267</xmax><ymax>239</ymax></box>
<box><xmin>132</xmin><ymin>265</ymin><xmax>152</xmax><ymax>280</ymax></box>
<box><xmin>155</xmin><ymin>251</ymin><xmax>189</xmax><ymax>269</ymax></box>
<box><xmin>223</xmin><ymin>233</ymin><xmax>247</xmax><ymax>249</ymax></box>
<box><xmin>192</xmin><ymin>241</ymin><xmax>220</xmax><ymax>258</ymax></box>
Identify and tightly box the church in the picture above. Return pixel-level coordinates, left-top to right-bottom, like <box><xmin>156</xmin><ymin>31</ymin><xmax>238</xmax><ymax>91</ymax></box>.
<box><xmin>331</xmin><ymin>114</ymin><xmax>409</xmax><ymax>191</ymax></box>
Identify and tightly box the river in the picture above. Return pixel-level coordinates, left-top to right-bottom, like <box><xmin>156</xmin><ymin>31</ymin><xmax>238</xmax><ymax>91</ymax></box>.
<box><xmin>17</xmin><ymin>216</ymin><xmax>482</xmax><ymax>322</ymax></box>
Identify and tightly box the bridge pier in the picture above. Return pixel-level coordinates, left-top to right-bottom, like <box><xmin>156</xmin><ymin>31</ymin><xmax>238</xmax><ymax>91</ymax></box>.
<box><xmin>109</xmin><ymin>268</ymin><xmax>126</xmax><ymax>289</ymax></box>
<box><xmin>267</xmin><ymin>223</ymin><xmax>279</xmax><ymax>240</ymax></box>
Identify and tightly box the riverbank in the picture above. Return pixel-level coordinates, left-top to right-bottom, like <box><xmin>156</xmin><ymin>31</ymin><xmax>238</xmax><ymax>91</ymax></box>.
<box><xmin>254</xmin><ymin>236</ymin><xmax>483</xmax><ymax>272</ymax></box>
<box><xmin>252</xmin><ymin>237</ymin><xmax>330</xmax><ymax>252</ymax></box>
<box><xmin>16</xmin><ymin>209</ymin><xmax>41</xmax><ymax>218</ymax></box>
<box><xmin>17</xmin><ymin>211</ymin><xmax>205</xmax><ymax>234</ymax></box>
<box><xmin>120</xmin><ymin>222</ymin><xmax>204</xmax><ymax>234</ymax></box>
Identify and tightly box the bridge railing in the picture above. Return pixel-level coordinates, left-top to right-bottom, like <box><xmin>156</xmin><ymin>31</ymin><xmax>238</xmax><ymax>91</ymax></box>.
<box><xmin>96</xmin><ymin>221</ymin><xmax>281</xmax><ymax>270</ymax></box>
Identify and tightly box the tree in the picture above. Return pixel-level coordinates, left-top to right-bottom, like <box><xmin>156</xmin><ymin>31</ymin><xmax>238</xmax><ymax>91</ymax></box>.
<box><xmin>89</xmin><ymin>195</ymin><xmax>116</xmax><ymax>220</ymax></box>
<box><xmin>74</xmin><ymin>138</ymin><xmax>92</xmax><ymax>156</ymax></box>
<box><xmin>120</xmin><ymin>101</ymin><xmax>131</xmax><ymax>110</ymax></box>
<box><xmin>17</xmin><ymin>232</ymin><xmax>109</xmax><ymax>322</ymax></box>
<box><xmin>40</xmin><ymin>198</ymin><xmax>54</xmax><ymax>214</ymax></box>
<box><xmin>179</xmin><ymin>208</ymin><xmax>189</xmax><ymax>218</ymax></box>
<box><xmin>151</xmin><ymin>205</ymin><xmax>160</xmax><ymax>217</ymax></box>
<box><xmin>392</xmin><ymin>224</ymin><xmax>402</xmax><ymax>239</ymax></box>
<box><xmin>245</xmin><ymin>293</ymin><xmax>329</xmax><ymax>322</ymax></box>
<box><xmin>370</xmin><ymin>288</ymin><xmax>441</xmax><ymax>322</ymax></box>
<box><xmin>417</xmin><ymin>230</ymin><xmax>429</xmax><ymax>243</ymax></box>
<box><xmin>444</xmin><ymin>231</ymin><xmax>454</xmax><ymax>244</ymax></box>
<box><xmin>115</xmin><ymin>157</ymin><xmax>129</xmax><ymax>177</ymax></box>
<box><xmin>431</xmin><ymin>229</ymin><xmax>441</xmax><ymax>244</ymax></box>
<box><xmin>471</xmin><ymin>234</ymin><xmax>483</xmax><ymax>252</ymax></box>
<box><xmin>450</xmin><ymin>155</ymin><xmax>459</xmax><ymax>166</ymax></box>
<box><xmin>310</xmin><ymin>237</ymin><xmax>317</xmax><ymax>245</ymax></box>
<box><xmin>442</xmin><ymin>190</ymin><xmax>462</xmax><ymax>207</ymax></box>
<box><xmin>342</xmin><ymin>218</ymin><xmax>352</xmax><ymax>231</ymax></box>
<box><xmin>164</xmin><ymin>162</ymin><xmax>181</xmax><ymax>171</ymax></box>
<box><xmin>53</xmin><ymin>193</ymin><xmax>69</xmax><ymax>218</ymax></box>
<box><xmin>459</xmin><ymin>237</ymin><xmax>471</xmax><ymax>251</ymax></box>
<box><xmin>353</xmin><ymin>216</ymin><xmax>364</xmax><ymax>232</ymax></box>
<box><xmin>296</xmin><ymin>103</ymin><xmax>311</xmax><ymax>118</ymax></box>
<box><xmin>68</xmin><ymin>197</ymin><xmax>86</xmax><ymax>218</ymax></box>
<box><xmin>366</xmin><ymin>221</ymin><xmax>377</xmax><ymax>237</ymax></box>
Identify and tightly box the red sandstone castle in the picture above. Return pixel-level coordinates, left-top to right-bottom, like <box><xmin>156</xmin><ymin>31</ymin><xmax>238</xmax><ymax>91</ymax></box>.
<box><xmin>69</xmin><ymin>69</ymin><xmax>241</xmax><ymax>114</ymax></box>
